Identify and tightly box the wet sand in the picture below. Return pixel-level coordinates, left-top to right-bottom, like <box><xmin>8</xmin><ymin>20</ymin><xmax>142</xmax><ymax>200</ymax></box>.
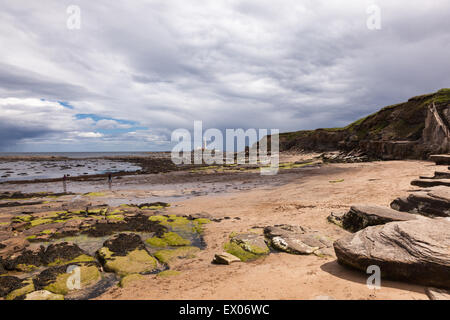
<box><xmin>0</xmin><ymin>154</ymin><xmax>442</xmax><ymax>300</ymax></box>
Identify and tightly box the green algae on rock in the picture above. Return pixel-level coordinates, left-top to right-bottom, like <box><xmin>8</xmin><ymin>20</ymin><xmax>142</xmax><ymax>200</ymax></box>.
<box><xmin>157</xmin><ymin>270</ymin><xmax>181</xmax><ymax>278</ymax></box>
<box><xmin>145</xmin><ymin>236</ymin><xmax>168</xmax><ymax>248</ymax></box>
<box><xmin>224</xmin><ymin>233</ymin><xmax>270</xmax><ymax>262</ymax></box>
<box><xmin>96</xmin><ymin>233</ymin><xmax>159</xmax><ymax>277</ymax></box>
<box><xmin>42</xmin><ymin>265</ymin><xmax>102</xmax><ymax>295</ymax></box>
<box><xmin>119</xmin><ymin>273</ymin><xmax>145</xmax><ymax>288</ymax></box>
<box><xmin>161</xmin><ymin>232</ymin><xmax>191</xmax><ymax>246</ymax></box>
<box><xmin>154</xmin><ymin>246</ymin><xmax>200</xmax><ymax>264</ymax></box>
<box><xmin>97</xmin><ymin>247</ymin><xmax>158</xmax><ymax>277</ymax></box>
<box><xmin>6</xmin><ymin>278</ymin><xmax>35</xmax><ymax>300</ymax></box>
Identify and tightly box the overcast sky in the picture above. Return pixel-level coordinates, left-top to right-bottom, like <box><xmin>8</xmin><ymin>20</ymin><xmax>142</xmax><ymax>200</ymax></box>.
<box><xmin>1</xmin><ymin>0</ymin><xmax>450</xmax><ymax>152</ymax></box>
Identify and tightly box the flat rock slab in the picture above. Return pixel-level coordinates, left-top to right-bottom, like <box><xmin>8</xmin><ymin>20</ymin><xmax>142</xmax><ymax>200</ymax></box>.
<box><xmin>411</xmin><ymin>179</ymin><xmax>450</xmax><ymax>188</ymax></box>
<box><xmin>212</xmin><ymin>252</ymin><xmax>241</xmax><ymax>265</ymax></box>
<box><xmin>341</xmin><ymin>205</ymin><xmax>418</xmax><ymax>232</ymax></box>
<box><xmin>391</xmin><ymin>187</ymin><xmax>450</xmax><ymax>217</ymax></box>
<box><xmin>420</xmin><ymin>171</ymin><xmax>450</xmax><ymax>179</ymax></box>
<box><xmin>425</xmin><ymin>287</ymin><xmax>450</xmax><ymax>300</ymax></box>
<box><xmin>334</xmin><ymin>218</ymin><xmax>450</xmax><ymax>288</ymax></box>
<box><xmin>264</xmin><ymin>224</ymin><xmax>333</xmax><ymax>256</ymax></box>
<box><xmin>430</xmin><ymin>154</ymin><xmax>450</xmax><ymax>165</ymax></box>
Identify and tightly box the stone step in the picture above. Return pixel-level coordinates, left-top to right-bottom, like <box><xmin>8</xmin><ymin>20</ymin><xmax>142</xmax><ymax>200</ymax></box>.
<box><xmin>411</xmin><ymin>178</ymin><xmax>450</xmax><ymax>188</ymax></box>
<box><xmin>426</xmin><ymin>288</ymin><xmax>450</xmax><ymax>300</ymax></box>
<box><xmin>331</xmin><ymin>205</ymin><xmax>418</xmax><ymax>232</ymax></box>
<box><xmin>419</xmin><ymin>171</ymin><xmax>450</xmax><ymax>179</ymax></box>
<box><xmin>390</xmin><ymin>187</ymin><xmax>450</xmax><ymax>217</ymax></box>
<box><xmin>430</xmin><ymin>154</ymin><xmax>450</xmax><ymax>165</ymax></box>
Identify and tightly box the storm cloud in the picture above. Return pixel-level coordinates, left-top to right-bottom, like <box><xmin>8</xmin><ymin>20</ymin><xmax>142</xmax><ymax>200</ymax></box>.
<box><xmin>0</xmin><ymin>0</ymin><xmax>450</xmax><ymax>151</ymax></box>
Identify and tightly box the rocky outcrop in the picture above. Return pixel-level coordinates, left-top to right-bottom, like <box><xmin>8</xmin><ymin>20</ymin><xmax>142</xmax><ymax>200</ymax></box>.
<box><xmin>275</xmin><ymin>89</ymin><xmax>450</xmax><ymax>160</ymax></box>
<box><xmin>391</xmin><ymin>187</ymin><xmax>450</xmax><ymax>217</ymax></box>
<box><xmin>334</xmin><ymin>218</ymin><xmax>450</xmax><ymax>288</ymax></box>
<box><xmin>264</xmin><ymin>224</ymin><xmax>333</xmax><ymax>256</ymax></box>
<box><xmin>338</xmin><ymin>205</ymin><xmax>418</xmax><ymax>232</ymax></box>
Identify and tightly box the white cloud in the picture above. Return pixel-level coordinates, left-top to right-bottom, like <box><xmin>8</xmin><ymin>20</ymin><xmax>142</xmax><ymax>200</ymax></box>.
<box><xmin>76</xmin><ymin>132</ymin><xmax>104</xmax><ymax>138</ymax></box>
<box><xmin>0</xmin><ymin>1</ymin><xmax>450</xmax><ymax>151</ymax></box>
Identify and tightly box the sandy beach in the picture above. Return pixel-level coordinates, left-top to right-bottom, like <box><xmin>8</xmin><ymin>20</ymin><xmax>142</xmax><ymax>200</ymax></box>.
<box><xmin>0</xmin><ymin>153</ymin><xmax>443</xmax><ymax>300</ymax></box>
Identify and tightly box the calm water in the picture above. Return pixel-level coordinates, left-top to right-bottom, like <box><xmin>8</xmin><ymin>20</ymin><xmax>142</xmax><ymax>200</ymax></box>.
<box><xmin>0</xmin><ymin>151</ymin><xmax>168</xmax><ymax>159</ymax></box>
<box><xmin>0</xmin><ymin>152</ymin><xmax>171</xmax><ymax>182</ymax></box>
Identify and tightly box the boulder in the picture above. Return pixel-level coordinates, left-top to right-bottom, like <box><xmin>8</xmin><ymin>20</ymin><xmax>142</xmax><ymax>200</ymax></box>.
<box><xmin>212</xmin><ymin>252</ymin><xmax>241</xmax><ymax>265</ymax></box>
<box><xmin>334</xmin><ymin>218</ymin><xmax>450</xmax><ymax>288</ymax></box>
<box><xmin>96</xmin><ymin>233</ymin><xmax>158</xmax><ymax>276</ymax></box>
<box><xmin>391</xmin><ymin>187</ymin><xmax>450</xmax><ymax>217</ymax></box>
<box><xmin>264</xmin><ymin>225</ymin><xmax>332</xmax><ymax>256</ymax></box>
<box><xmin>340</xmin><ymin>205</ymin><xmax>418</xmax><ymax>232</ymax></box>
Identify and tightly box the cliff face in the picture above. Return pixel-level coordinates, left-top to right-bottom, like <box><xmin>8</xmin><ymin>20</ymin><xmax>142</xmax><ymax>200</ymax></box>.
<box><xmin>278</xmin><ymin>89</ymin><xmax>450</xmax><ymax>160</ymax></box>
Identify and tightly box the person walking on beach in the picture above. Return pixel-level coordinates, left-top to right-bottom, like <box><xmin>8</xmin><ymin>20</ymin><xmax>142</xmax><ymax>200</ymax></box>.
<box><xmin>63</xmin><ymin>174</ymin><xmax>67</xmax><ymax>193</ymax></box>
<box><xmin>108</xmin><ymin>173</ymin><xmax>112</xmax><ymax>190</ymax></box>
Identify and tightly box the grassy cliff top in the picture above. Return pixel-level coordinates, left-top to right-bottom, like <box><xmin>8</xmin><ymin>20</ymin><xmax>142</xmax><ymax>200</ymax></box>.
<box><xmin>280</xmin><ymin>88</ymin><xmax>450</xmax><ymax>143</ymax></box>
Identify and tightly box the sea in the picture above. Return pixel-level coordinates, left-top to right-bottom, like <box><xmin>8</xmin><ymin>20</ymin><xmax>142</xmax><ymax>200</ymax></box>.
<box><xmin>0</xmin><ymin>152</ymin><xmax>168</xmax><ymax>182</ymax></box>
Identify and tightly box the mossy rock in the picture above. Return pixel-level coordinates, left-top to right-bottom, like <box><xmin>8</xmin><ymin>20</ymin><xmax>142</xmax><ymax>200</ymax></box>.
<box><xmin>43</xmin><ymin>265</ymin><xmax>101</xmax><ymax>295</ymax></box>
<box><xmin>15</xmin><ymin>263</ymin><xmax>39</xmax><ymax>272</ymax></box>
<box><xmin>119</xmin><ymin>273</ymin><xmax>145</xmax><ymax>288</ymax></box>
<box><xmin>6</xmin><ymin>279</ymin><xmax>35</xmax><ymax>300</ymax></box>
<box><xmin>106</xmin><ymin>214</ymin><xmax>125</xmax><ymax>221</ymax></box>
<box><xmin>157</xmin><ymin>270</ymin><xmax>181</xmax><ymax>278</ymax></box>
<box><xmin>84</xmin><ymin>192</ymin><xmax>106</xmax><ymax>197</ymax></box>
<box><xmin>30</xmin><ymin>218</ymin><xmax>54</xmax><ymax>227</ymax></box>
<box><xmin>162</xmin><ymin>232</ymin><xmax>191</xmax><ymax>246</ymax></box>
<box><xmin>224</xmin><ymin>242</ymin><xmax>262</xmax><ymax>262</ymax></box>
<box><xmin>138</xmin><ymin>202</ymin><xmax>170</xmax><ymax>210</ymax></box>
<box><xmin>145</xmin><ymin>237</ymin><xmax>168</xmax><ymax>248</ymax></box>
<box><xmin>146</xmin><ymin>232</ymin><xmax>191</xmax><ymax>247</ymax></box>
<box><xmin>154</xmin><ymin>247</ymin><xmax>200</xmax><ymax>264</ymax></box>
<box><xmin>224</xmin><ymin>233</ymin><xmax>270</xmax><ymax>262</ymax></box>
<box><xmin>192</xmin><ymin>218</ymin><xmax>211</xmax><ymax>234</ymax></box>
<box><xmin>97</xmin><ymin>247</ymin><xmax>158</xmax><ymax>277</ymax></box>
<box><xmin>47</xmin><ymin>254</ymin><xmax>96</xmax><ymax>267</ymax></box>
<box><xmin>12</xmin><ymin>215</ymin><xmax>33</xmax><ymax>223</ymax></box>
